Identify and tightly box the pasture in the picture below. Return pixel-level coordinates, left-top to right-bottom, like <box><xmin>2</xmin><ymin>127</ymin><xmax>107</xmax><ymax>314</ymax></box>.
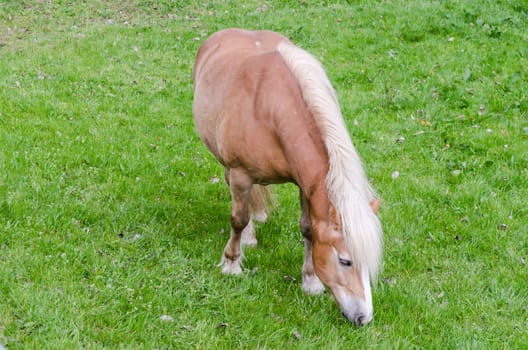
<box><xmin>0</xmin><ymin>0</ymin><xmax>527</xmax><ymax>348</ymax></box>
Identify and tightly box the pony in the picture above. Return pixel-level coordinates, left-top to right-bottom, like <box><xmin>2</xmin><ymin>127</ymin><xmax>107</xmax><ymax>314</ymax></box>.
<box><xmin>192</xmin><ymin>28</ymin><xmax>382</xmax><ymax>326</ymax></box>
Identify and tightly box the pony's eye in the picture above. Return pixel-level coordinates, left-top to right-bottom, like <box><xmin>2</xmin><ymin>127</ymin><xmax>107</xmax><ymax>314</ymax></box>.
<box><xmin>338</xmin><ymin>257</ymin><xmax>352</xmax><ymax>267</ymax></box>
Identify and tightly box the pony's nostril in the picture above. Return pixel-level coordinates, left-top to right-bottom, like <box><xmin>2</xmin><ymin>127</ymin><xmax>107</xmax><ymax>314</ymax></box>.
<box><xmin>355</xmin><ymin>315</ymin><xmax>365</xmax><ymax>327</ymax></box>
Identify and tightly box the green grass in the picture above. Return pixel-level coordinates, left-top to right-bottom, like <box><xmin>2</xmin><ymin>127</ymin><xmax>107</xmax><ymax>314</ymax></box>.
<box><xmin>1</xmin><ymin>0</ymin><xmax>527</xmax><ymax>348</ymax></box>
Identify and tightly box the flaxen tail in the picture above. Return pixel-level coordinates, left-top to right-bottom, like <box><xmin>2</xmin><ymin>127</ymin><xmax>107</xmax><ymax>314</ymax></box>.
<box><xmin>249</xmin><ymin>185</ymin><xmax>274</xmax><ymax>222</ymax></box>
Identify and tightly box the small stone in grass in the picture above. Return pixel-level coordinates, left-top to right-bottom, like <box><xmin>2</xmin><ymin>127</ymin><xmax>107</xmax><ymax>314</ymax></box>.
<box><xmin>497</xmin><ymin>223</ymin><xmax>508</xmax><ymax>231</ymax></box>
<box><xmin>283</xmin><ymin>275</ymin><xmax>296</xmax><ymax>282</ymax></box>
<box><xmin>292</xmin><ymin>329</ymin><xmax>302</xmax><ymax>340</ymax></box>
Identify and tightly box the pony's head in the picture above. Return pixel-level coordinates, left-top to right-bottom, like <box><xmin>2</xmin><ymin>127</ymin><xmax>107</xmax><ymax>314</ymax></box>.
<box><xmin>312</xmin><ymin>199</ymin><xmax>381</xmax><ymax>326</ymax></box>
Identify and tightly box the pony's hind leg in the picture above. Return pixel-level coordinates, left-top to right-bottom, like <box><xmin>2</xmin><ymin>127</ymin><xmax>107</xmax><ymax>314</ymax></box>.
<box><xmin>220</xmin><ymin>168</ymin><xmax>253</xmax><ymax>274</ymax></box>
<box><xmin>300</xmin><ymin>191</ymin><xmax>325</xmax><ymax>295</ymax></box>
<box><xmin>249</xmin><ymin>184</ymin><xmax>270</xmax><ymax>223</ymax></box>
<box><xmin>240</xmin><ymin>184</ymin><xmax>269</xmax><ymax>247</ymax></box>
<box><xmin>240</xmin><ymin>219</ymin><xmax>257</xmax><ymax>247</ymax></box>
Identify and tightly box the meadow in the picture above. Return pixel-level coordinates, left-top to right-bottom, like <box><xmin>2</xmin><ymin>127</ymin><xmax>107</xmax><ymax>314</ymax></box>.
<box><xmin>0</xmin><ymin>0</ymin><xmax>527</xmax><ymax>348</ymax></box>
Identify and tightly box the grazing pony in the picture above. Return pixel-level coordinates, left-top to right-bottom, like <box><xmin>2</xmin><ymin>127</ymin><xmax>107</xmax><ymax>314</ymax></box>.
<box><xmin>192</xmin><ymin>29</ymin><xmax>382</xmax><ymax>326</ymax></box>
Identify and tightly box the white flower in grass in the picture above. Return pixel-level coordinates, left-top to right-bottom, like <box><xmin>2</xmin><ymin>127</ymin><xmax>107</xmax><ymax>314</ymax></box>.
<box><xmin>160</xmin><ymin>315</ymin><xmax>174</xmax><ymax>322</ymax></box>
<box><xmin>209</xmin><ymin>176</ymin><xmax>220</xmax><ymax>184</ymax></box>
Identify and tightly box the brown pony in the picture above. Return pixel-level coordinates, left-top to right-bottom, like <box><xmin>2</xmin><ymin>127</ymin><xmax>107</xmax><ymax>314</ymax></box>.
<box><xmin>193</xmin><ymin>29</ymin><xmax>382</xmax><ymax>326</ymax></box>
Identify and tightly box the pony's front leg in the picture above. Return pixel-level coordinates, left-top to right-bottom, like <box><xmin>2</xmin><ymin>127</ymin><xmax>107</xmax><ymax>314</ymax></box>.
<box><xmin>300</xmin><ymin>192</ymin><xmax>325</xmax><ymax>295</ymax></box>
<box><xmin>220</xmin><ymin>169</ymin><xmax>252</xmax><ymax>275</ymax></box>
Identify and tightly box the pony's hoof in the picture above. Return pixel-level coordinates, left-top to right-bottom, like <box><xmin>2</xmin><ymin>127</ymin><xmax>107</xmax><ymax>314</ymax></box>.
<box><xmin>220</xmin><ymin>257</ymin><xmax>243</xmax><ymax>275</ymax></box>
<box><xmin>241</xmin><ymin>221</ymin><xmax>258</xmax><ymax>247</ymax></box>
<box><xmin>252</xmin><ymin>211</ymin><xmax>267</xmax><ymax>223</ymax></box>
<box><xmin>302</xmin><ymin>274</ymin><xmax>325</xmax><ymax>295</ymax></box>
<box><xmin>241</xmin><ymin>236</ymin><xmax>258</xmax><ymax>247</ymax></box>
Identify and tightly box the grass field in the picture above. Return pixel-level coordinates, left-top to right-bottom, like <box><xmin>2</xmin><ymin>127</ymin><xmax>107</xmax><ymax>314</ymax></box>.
<box><xmin>0</xmin><ymin>0</ymin><xmax>527</xmax><ymax>348</ymax></box>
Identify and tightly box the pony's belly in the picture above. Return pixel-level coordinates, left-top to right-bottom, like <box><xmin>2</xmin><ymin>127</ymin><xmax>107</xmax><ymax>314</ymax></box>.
<box><xmin>193</xmin><ymin>114</ymin><xmax>292</xmax><ymax>183</ymax></box>
<box><xmin>221</xmin><ymin>152</ymin><xmax>292</xmax><ymax>185</ymax></box>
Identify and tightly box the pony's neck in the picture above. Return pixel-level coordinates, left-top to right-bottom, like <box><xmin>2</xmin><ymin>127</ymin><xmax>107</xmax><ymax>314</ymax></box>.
<box><xmin>282</xmin><ymin>109</ymin><xmax>333</xmax><ymax>230</ymax></box>
<box><xmin>307</xmin><ymin>182</ymin><xmax>333</xmax><ymax>237</ymax></box>
<box><xmin>295</xmin><ymin>158</ymin><xmax>333</xmax><ymax>232</ymax></box>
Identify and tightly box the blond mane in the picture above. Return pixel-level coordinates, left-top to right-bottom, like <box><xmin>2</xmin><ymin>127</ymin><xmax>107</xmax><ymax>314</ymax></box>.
<box><xmin>277</xmin><ymin>41</ymin><xmax>382</xmax><ymax>279</ymax></box>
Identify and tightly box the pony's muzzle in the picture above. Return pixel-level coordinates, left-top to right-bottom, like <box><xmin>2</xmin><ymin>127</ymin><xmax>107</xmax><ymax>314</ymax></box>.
<box><xmin>332</xmin><ymin>282</ymin><xmax>373</xmax><ymax>327</ymax></box>
<box><xmin>341</xmin><ymin>308</ymin><xmax>372</xmax><ymax>327</ymax></box>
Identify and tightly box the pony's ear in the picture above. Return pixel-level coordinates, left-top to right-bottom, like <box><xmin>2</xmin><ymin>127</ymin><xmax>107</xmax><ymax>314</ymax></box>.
<box><xmin>370</xmin><ymin>199</ymin><xmax>381</xmax><ymax>215</ymax></box>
